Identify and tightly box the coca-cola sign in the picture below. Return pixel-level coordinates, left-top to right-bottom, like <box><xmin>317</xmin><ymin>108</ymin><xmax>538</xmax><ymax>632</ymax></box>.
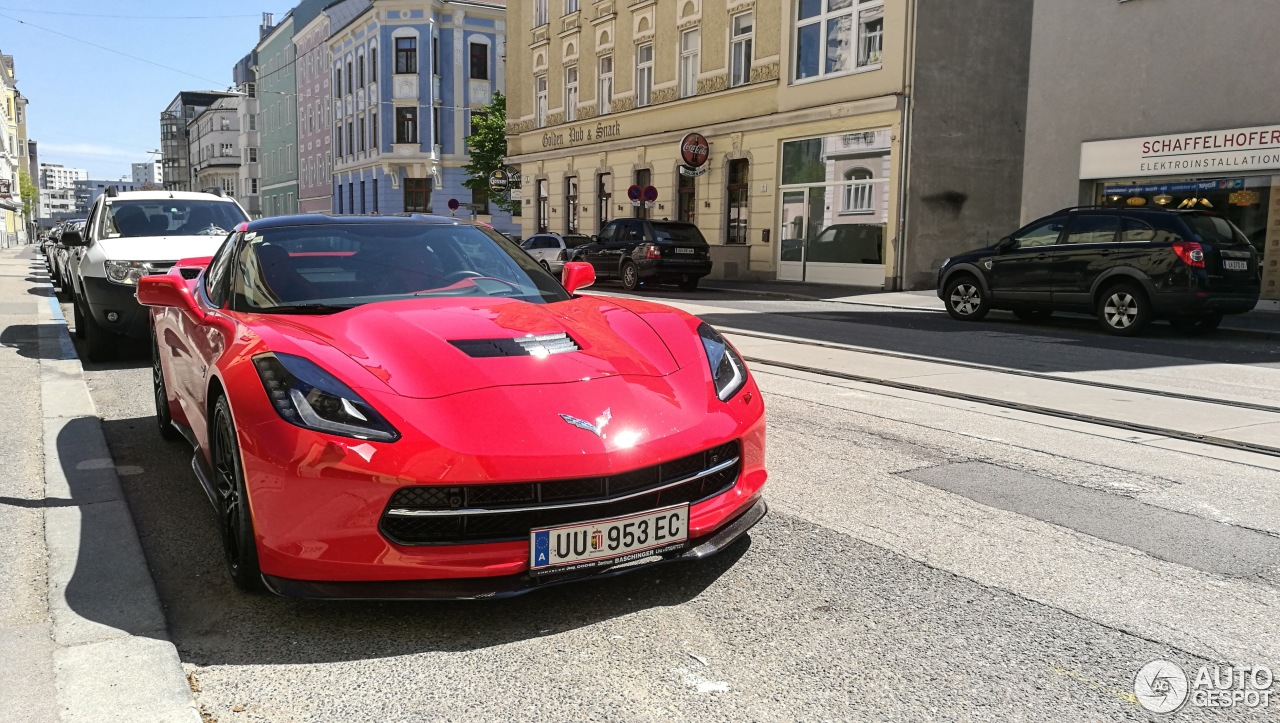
<box><xmin>680</xmin><ymin>132</ymin><xmax>710</xmax><ymax>169</ymax></box>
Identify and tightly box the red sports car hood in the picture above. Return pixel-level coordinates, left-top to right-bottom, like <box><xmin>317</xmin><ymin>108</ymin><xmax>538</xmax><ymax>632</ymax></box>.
<box><xmin>251</xmin><ymin>296</ymin><xmax>682</xmax><ymax>399</ymax></box>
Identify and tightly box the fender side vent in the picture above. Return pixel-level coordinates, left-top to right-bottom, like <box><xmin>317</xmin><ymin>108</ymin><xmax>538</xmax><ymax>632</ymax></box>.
<box><xmin>451</xmin><ymin>333</ymin><xmax>580</xmax><ymax>358</ymax></box>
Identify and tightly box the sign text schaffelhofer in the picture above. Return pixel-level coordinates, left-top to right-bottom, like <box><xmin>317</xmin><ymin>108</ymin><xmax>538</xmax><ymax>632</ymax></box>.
<box><xmin>1080</xmin><ymin>123</ymin><xmax>1280</xmax><ymax>179</ymax></box>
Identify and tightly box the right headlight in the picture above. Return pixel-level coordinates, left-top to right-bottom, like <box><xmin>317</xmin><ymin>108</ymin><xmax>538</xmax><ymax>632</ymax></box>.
<box><xmin>698</xmin><ymin>323</ymin><xmax>746</xmax><ymax>401</ymax></box>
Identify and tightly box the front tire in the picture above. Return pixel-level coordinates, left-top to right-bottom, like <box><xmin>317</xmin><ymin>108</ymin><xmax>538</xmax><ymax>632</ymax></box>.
<box><xmin>1096</xmin><ymin>284</ymin><xmax>1150</xmax><ymax>336</ymax></box>
<box><xmin>81</xmin><ymin>304</ymin><xmax>115</xmax><ymax>362</ymax></box>
<box><xmin>71</xmin><ymin>291</ymin><xmax>86</xmax><ymax>340</ymax></box>
<box><xmin>621</xmin><ymin>261</ymin><xmax>640</xmax><ymax>292</ymax></box>
<box><xmin>944</xmin><ymin>276</ymin><xmax>990</xmax><ymax>321</ymax></box>
<box><xmin>152</xmin><ymin>328</ymin><xmax>182</xmax><ymax>441</ymax></box>
<box><xmin>211</xmin><ymin>395</ymin><xmax>264</xmax><ymax>593</ymax></box>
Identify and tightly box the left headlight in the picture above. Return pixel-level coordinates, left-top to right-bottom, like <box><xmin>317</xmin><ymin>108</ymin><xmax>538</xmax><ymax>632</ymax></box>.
<box><xmin>253</xmin><ymin>353</ymin><xmax>400</xmax><ymax>442</ymax></box>
<box><xmin>105</xmin><ymin>260</ymin><xmax>163</xmax><ymax>286</ymax></box>
<box><xmin>698</xmin><ymin>323</ymin><xmax>747</xmax><ymax>401</ymax></box>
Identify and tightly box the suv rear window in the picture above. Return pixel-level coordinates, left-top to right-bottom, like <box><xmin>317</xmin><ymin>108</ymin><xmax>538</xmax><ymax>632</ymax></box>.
<box><xmin>650</xmin><ymin>223</ymin><xmax>708</xmax><ymax>244</ymax></box>
<box><xmin>1182</xmin><ymin>214</ymin><xmax>1251</xmax><ymax>247</ymax></box>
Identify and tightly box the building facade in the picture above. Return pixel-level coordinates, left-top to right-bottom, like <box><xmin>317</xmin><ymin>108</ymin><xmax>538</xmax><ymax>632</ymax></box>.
<box><xmin>294</xmin><ymin>1</ymin><xmax>363</xmax><ymax>214</ymax></box>
<box><xmin>38</xmin><ymin>186</ymin><xmax>74</xmax><ymax>221</ymax></box>
<box><xmin>233</xmin><ymin>50</ymin><xmax>263</xmax><ymax>218</ymax></box>
<box><xmin>73</xmin><ymin>179</ymin><xmax>146</xmax><ymax>215</ymax></box>
<box><xmin>39</xmin><ymin>163</ymin><xmax>87</xmax><ymax>190</ymax></box>
<box><xmin>507</xmin><ymin>0</ymin><xmax>1031</xmax><ymax>289</ymax></box>
<box><xmin>131</xmin><ymin>161</ymin><xmax>163</xmax><ymax>186</ymax></box>
<box><xmin>327</xmin><ymin>0</ymin><xmax>514</xmax><ymax>232</ymax></box>
<box><xmin>0</xmin><ymin>52</ymin><xmax>27</xmax><ymax>245</ymax></box>
<box><xmin>188</xmin><ymin>96</ymin><xmax>242</xmax><ymax>197</ymax></box>
<box><xmin>161</xmin><ymin>91</ymin><xmax>235</xmax><ymax>192</ymax></box>
<box><xmin>1022</xmin><ymin>0</ymin><xmax>1280</xmax><ymax>304</ymax></box>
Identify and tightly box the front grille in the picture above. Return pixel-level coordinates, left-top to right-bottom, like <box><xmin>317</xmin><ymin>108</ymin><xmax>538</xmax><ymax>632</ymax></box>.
<box><xmin>380</xmin><ymin>440</ymin><xmax>741</xmax><ymax>545</ymax></box>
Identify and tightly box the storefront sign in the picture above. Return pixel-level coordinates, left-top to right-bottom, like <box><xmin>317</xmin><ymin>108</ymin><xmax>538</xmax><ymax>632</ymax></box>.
<box><xmin>678</xmin><ymin>165</ymin><xmax>709</xmax><ymax>177</ymax></box>
<box><xmin>541</xmin><ymin>121</ymin><xmax>623</xmax><ymax>149</ymax></box>
<box><xmin>1081</xmin><ymin>124</ymin><xmax>1280</xmax><ymax>180</ymax></box>
<box><xmin>1102</xmin><ymin>179</ymin><xmax>1244</xmax><ymax>196</ymax></box>
<box><xmin>488</xmin><ymin>169</ymin><xmax>510</xmax><ymax>193</ymax></box>
<box><xmin>680</xmin><ymin>133</ymin><xmax>710</xmax><ymax>169</ymax></box>
<box><xmin>0</xmin><ymin>179</ymin><xmax>10</xmax><ymax>197</ymax></box>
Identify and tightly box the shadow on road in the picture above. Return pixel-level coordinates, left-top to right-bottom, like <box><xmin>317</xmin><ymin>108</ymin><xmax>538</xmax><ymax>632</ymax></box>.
<box><xmin>93</xmin><ymin>413</ymin><xmax>753</xmax><ymax>667</ymax></box>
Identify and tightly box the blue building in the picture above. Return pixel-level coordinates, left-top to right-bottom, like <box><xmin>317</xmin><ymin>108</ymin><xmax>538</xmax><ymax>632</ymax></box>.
<box><xmin>327</xmin><ymin>0</ymin><xmax>513</xmax><ymax>234</ymax></box>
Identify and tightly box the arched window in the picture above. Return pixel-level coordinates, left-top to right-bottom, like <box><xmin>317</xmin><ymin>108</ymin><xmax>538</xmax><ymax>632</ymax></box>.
<box><xmin>843</xmin><ymin>167</ymin><xmax>874</xmax><ymax>213</ymax></box>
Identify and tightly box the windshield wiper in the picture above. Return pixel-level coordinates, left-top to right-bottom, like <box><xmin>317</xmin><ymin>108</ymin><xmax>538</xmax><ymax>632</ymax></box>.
<box><xmin>255</xmin><ymin>303</ymin><xmax>359</xmax><ymax>315</ymax></box>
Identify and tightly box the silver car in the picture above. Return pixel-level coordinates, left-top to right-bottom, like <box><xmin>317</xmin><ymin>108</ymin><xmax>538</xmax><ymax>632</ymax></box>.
<box><xmin>520</xmin><ymin>233</ymin><xmax>595</xmax><ymax>273</ymax></box>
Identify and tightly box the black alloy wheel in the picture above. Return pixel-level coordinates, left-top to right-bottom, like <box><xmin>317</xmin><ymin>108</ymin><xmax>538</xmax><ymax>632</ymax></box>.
<box><xmin>71</xmin><ymin>292</ymin><xmax>86</xmax><ymax>340</ymax></box>
<box><xmin>152</xmin><ymin>328</ymin><xmax>182</xmax><ymax>441</ymax></box>
<box><xmin>1096</xmin><ymin>283</ymin><xmax>1151</xmax><ymax>336</ymax></box>
<box><xmin>1013</xmin><ymin>309</ymin><xmax>1054</xmax><ymax>323</ymax></box>
<box><xmin>944</xmin><ymin>276</ymin><xmax>990</xmax><ymax>321</ymax></box>
<box><xmin>1170</xmin><ymin>313</ymin><xmax>1223</xmax><ymax>336</ymax></box>
<box><xmin>540</xmin><ymin>260</ymin><xmax>551</xmax><ymax>272</ymax></box>
<box><xmin>211</xmin><ymin>395</ymin><xmax>264</xmax><ymax>593</ymax></box>
<box><xmin>621</xmin><ymin>261</ymin><xmax>640</xmax><ymax>292</ymax></box>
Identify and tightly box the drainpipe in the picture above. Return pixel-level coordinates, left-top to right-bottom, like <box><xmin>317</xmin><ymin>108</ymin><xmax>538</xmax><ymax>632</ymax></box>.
<box><xmin>892</xmin><ymin>0</ymin><xmax>920</xmax><ymax>292</ymax></box>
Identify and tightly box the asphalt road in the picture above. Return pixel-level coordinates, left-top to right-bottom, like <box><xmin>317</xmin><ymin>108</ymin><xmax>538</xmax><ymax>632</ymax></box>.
<box><xmin>64</xmin><ymin>291</ymin><xmax>1280</xmax><ymax>722</ymax></box>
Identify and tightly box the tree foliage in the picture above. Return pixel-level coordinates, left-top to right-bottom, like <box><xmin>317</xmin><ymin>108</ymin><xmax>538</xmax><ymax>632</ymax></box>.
<box><xmin>462</xmin><ymin>91</ymin><xmax>520</xmax><ymax>215</ymax></box>
<box><xmin>18</xmin><ymin>170</ymin><xmax>38</xmax><ymax>216</ymax></box>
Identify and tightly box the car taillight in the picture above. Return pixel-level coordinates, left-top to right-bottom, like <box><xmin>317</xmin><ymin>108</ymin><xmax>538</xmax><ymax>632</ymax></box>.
<box><xmin>1172</xmin><ymin>240</ymin><xmax>1205</xmax><ymax>268</ymax></box>
<box><xmin>558</xmin><ymin>249</ymin><xmax>568</xmax><ymax>261</ymax></box>
<box><xmin>642</xmin><ymin>244</ymin><xmax>662</xmax><ymax>260</ymax></box>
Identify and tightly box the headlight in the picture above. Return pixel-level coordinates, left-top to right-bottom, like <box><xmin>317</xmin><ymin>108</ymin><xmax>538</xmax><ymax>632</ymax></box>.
<box><xmin>698</xmin><ymin>323</ymin><xmax>747</xmax><ymax>401</ymax></box>
<box><xmin>253</xmin><ymin>353</ymin><xmax>400</xmax><ymax>442</ymax></box>
<box><xmin>105</xmin><ymin>260</ymin><xmax>162</xmax><ymax>286</ymax></box>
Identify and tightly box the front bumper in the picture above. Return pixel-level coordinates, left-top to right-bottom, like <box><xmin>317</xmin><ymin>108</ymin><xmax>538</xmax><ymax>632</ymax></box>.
<box><xmin>81</xmin><ymin>276</ymin><xmax>150</xmax><ymax>338</ymax></box>
<box><xmin>262</xmin><ymin>497</ymin><xmax>767</xmax><ymax>600</ymax></box>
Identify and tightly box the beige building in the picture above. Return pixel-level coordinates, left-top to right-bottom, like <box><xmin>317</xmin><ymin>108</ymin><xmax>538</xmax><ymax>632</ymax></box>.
<box><xmin>506</xmin><ymin>0</ymin><xmax>1033</xmax><ymax>289</ymax></box>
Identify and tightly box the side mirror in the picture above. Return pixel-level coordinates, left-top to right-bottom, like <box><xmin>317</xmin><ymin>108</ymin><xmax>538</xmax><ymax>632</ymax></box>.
<box><xmin>996</xmin><ymin>237</ymin><xmax>1016</xmax><ymax>253</ymax></box>
<box><xmin>561</xmin><ymin>261</ymin><xmax>596</xmax><ymax>295</ymax></box>
<box><xmin>60</xmin><ymin>230</ymin><xmax>86</xmax><ymax>247</ymax></box>
<box><xmin>137</xmin><ymin>274</ymin><xmax>204</xmax><ymax>319</ymax></box>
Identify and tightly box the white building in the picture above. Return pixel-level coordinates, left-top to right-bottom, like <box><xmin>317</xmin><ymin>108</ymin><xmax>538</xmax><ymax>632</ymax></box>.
<box><xmin>131</xmin><ymin>161</ymin><xmax>163</xmax><ymax>186</ymax></box>
<box><xmin>38</xmin><ymin>163</ymin><xmax>88</xmax><ymax>190</ymax></box>
<box><xmin>37</xmin><ymin>186</ymin><xmax>74</xmax><ymax>220</ymax></box>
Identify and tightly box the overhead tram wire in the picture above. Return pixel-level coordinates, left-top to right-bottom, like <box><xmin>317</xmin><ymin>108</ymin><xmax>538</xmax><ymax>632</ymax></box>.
<box><xmin>0</xmin><ymin>12</ymin><xmax>492</xmax><ymax>114</ymax></box>
<box><xmin>0</xmin><ymin>6</ymin><xmax>263</xmax><ymax>20</ymax></box>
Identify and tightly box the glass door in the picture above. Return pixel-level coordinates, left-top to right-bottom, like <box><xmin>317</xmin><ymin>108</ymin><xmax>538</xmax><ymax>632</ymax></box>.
<box><xmin>777</xmin><ymin>187</ymin><xmax>828</xmax><ymax>281</ymax></box>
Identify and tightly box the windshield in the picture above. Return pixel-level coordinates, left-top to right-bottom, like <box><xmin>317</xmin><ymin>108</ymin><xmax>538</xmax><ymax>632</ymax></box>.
<box><xmin>1183</xmin><ymin>214</ymin><xmax>1251</xmax><ymax>247</ymax></box>
<box><xmin>651</xmin><ymin>223</ymin><xmax>708</xmax><ymax>244</ymax></box>
<box><xmin>105</xmin><ymin>200</ymin><xmax>247</xmax><ymax>239</ymax></box>
<box><xmin>232</xmin><ymin>222</ymin><xmax>572</xmax><ymax>313</ymax></box>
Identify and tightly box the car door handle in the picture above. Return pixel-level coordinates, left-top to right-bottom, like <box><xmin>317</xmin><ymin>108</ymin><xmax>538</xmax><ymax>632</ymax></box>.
<box><xmin>1098</xmin><ymin>249</ymin><xmax>1112</xmax><ymax>256</ymax></box>
<box><xmin>1035</xmin><ymin>253</ymin><xmax>1050</xmax><ymax>260</ymax></box>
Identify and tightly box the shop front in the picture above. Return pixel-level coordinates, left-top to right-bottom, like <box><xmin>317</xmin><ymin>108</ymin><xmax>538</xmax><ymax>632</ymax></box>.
<box><xmin>1080</xmin><ymin>124</ymin><xmax>1280</xmax><ymax>303</ymax></box>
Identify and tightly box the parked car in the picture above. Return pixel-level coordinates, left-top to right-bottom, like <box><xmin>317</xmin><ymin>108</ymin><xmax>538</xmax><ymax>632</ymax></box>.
<box><xmin>520</xmin><ymin>232</ymin><xmax>594</xmax><ymax>273</ymax></box>
<box><xmin>138</xmin><ymin>214</ymin><xmax>766</xmax><ymax>598</ymax></box>
<box><xmin>781</xmin><ymin>224</ymin><xmax>885</xmax><ymax>264</ymax></box>
<box><xmin>45</xmin><ymin>220</ymin><xmax>86</xmax><ymax>291</ymax></box>
<box><xmin>60</xmin><ymin>189</ymin><xmax>249</xmax><ymax>360</ymax></box>
<box><xmin>937</xmin><ymin>207</ymin><xmax>1261</xmax><ymax>336</ymax></box>
<box><xmin>576</xmin><ymin>219</ymin><xmax>713</xmax><ymax>291</ymax></box>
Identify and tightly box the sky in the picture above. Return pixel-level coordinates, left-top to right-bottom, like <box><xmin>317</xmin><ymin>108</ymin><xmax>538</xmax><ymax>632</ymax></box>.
<box><xmin>0</xmin><ymin>1</ymin><xmax>298</xmax><ymax>181</ymax></box>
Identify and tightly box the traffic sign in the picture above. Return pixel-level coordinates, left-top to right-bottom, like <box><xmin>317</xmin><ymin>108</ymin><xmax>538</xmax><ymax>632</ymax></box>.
<box><xmin>642</xmin><ymin>185</ymin><xmax>659</xmax><ymax>203</ymax></box>
<box><xmin>627</xmin><ymin>185</ymin><xmax>642</xmax><ymax>202</ymax></box>
<box><xmin>447</xmin><ymin>198</ymin><xmax>460</xmax><ymax>211</ymax></box>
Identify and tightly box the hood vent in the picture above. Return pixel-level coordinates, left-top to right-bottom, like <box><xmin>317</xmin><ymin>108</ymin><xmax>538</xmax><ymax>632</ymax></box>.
<box><xmin>451</xmin><ymin>333</ymin><xmax>580</xmax><ymax>358</ymax></box>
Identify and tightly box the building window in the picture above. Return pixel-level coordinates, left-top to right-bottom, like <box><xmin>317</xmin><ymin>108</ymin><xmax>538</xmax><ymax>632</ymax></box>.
<box><xmin>534</xmin><ymin>0</ymin><xmax>548</xmax><ymax>27</ymax></box>
<box><xmin>432</xmin><ymin>106</ymin><xmax>441</xmax><ymax>147</ymax></box>
<box><xmin>250</xmin><ymin>178</ymin><xmax>258</xmax><ymax>194</ymax></box>
<box><xmin>370</xmin><ymin>47</ymin><xmax>377</xmax><ymax>81</ymax></box>
<box><xmin>248</xmin><ymin>147</ymin><xmax>258</xmax><ymax>162</ymax></box>
<box><xmin>220</xmin><ymin>116</ymin><xmax>231</xmax><ymax>131</ymax></box>
<box><xmin>726</xmin><ymin>159</ymin><xmax>749</xmax><ymax>244</ymax></box>
<box><xmin>335</xmin><ymin>67</ymin><xmax>342</xmax><ymax>96</ymax></box>
<box><xmin>346</xmin><ymin>60</ymin><xmax>354</xmax><ymax>93</ymax></box>
<box><xmin>222</xmin><ymin>177</ymin><xmax>235</xmax><ymax>194</ymax></box>
<box><xmin>794</xmin><ymin>0</ymin><xmax>884</xmax><ymax>82</ymax></box>
<box><xmin>634</xmin><ymin>168</ymin><xmax>650</xmax><ymax>219</ymax></box>
<box><xmin>247</xmin><ymin>83</ymin><xmax>257</xmax><ymax>98</ymax></box>
<box><xmin>635</xmin><ymin>43</ymin><xmax>653</xmax><ymax>107</ymax></box>
<box><xmin>535</xmin><ymin>75</ymin><xmax>548</xmax><ymax>128</ymax></box>
<box><xmin>731</xmin><ymin>12</ymin><xmax>754</xmax><ymax>87</ymax></box>
<box><xmin>248</xmin><ymin>114</ymin><xmax>256</xmax><ymax>131</ymax></box>
<box><xmin>564</xmin><ymin>65</ymin><xmax>578</xmax><ymax>122</ymax></box>
<box><xmin>536</xmin><ymin>179</ymin><xmax>549</xmax><ymax>233</ymax></box>
<box><xmin>842</xmin><ymin>167</ymin><xmax>874</xmax><ymax>213</ymax></box>
<box><xmin>597</xmin><ymin>55</ymin><xmax>613</xmax><ymax>116</ymax></box>
<box><xmin>370</xmin><ymin>110</ymin><xmax>378</xmax><ymax>148</ymax></box>
<box><xmin>404</xmin><ymin>179</ymin><xmax>431</xmax><ymax>212</ymax></box>
<box><xmin>372</xmin><ymin>178</ymin><xmax>379</xmax><ymax>213</ymax></box>
<box><xmin>472</xmin><ymin>186</ymin><xmax>489</xmax><ymax>215</ymax></box>
<box><xmin>564</xmin><ymin>0</ymin><xmax>579</xmax><ymax>14</ymax></box>
<box><xmin>564</xmin><ymin>177</ymin><xmax>578</xmax><ymax>234</ymax></box>
<box><xmin>359</xmin><ymin>55</ymin><xmax>367</xmax><ymax>87</ymax></box>
<box><xmin>336</xmin><ymin>181</ymin><xmax>343</xmax><ymax>213</ymax></box>
<box><xmin>396</xmin><ymin>107</ymin><xmax>418</xmax><ymax>144</ymax></box>
<box><xmin>335</xmin><ymin>126</ymin><xmax>343</xmax><ymax>157</ymax></box>
<box><xmin>220</xmin><ymin>143</ymin><xmax>234</xmax><ymax>156</ymax></box>
<box><xmin>597</xmin><ymin>172</ymin><xmax>611</xmax><ymax>230</ymax></box>
<box><xmin>678</xmin><ymin>29</ymin><xmax>700</xmax><ymax>99</ymax></box>
<box><xmin>347</xmin><ymin>121</ymin><xmax>354</xmax><ymax>156</ymax></box>
<box><xmin>395</xmin><ymin>37</ymin><xmax>418</xmax><ymax>74</ymax></box>
<box><xmin>360</xmin><ymin>180</ymin><xmax>366</xmax><ymax>213</ymax></box>
<box><xmin>349</xmin><ymin>183</ymin><xmax>355</xmax><ymax>214</ymax></box>
<box><xmin>469</xmin><ymin>42</ymin><xmax>489</xmax><ymax>81</ymax></box>
<box><xmin>359</xmin><ymin>114</ymin><xmax>366</xmax><ymax>152</ymax></box>
<box><xmin>677</xmin><ymin>171</ymin><xmax>696</xmax><ymax>223</ymax></box>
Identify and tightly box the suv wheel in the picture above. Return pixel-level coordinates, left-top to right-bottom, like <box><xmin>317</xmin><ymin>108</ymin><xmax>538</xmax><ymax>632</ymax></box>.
<box><xmin>944</xmin><ymin>276</ymin><xmax>990</xmax><ymax>321</ymax></box>
<box><xmin>1097</xmin><ymin>284</ymin><xmax>1150</xmax><ymax>336</ymax></box>
<box><xmin>1170</xmin><ymin>313</ymin><xmax>1223</xmax><ymax>336</ymax></box>
<box><xmin>621</xmin><ymin>261</ymin><xmax>640</xmax><ymax>292</ymax></box>
<box><xmin>81</xmin><ymin>304</ymin><xmax>115</xmax><ymax>362</ymax></box>
<box><xmin>71</xmin><ymin>291</ymin><xmax>86</xmax><ymax>340</ymax></box>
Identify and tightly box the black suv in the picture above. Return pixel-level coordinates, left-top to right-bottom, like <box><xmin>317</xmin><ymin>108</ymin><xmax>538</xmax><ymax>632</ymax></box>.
<box><xmin>575</xmin><ymin>219</ymin><xmax>713</xmax><ymax>291</ymax></box>
<box><xmin>937</xmin><ymin>207</ymin><xmax>1261</xmax><ymax>336</ymax></box>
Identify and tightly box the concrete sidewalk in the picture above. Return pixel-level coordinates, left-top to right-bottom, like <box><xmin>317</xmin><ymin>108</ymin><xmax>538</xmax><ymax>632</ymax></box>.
<box><xmin>702</xmin><ymin>279</ymin><xmax>1280</xmax><ymax>338</ymax></box>
<box><xmin>0</xmin><ymin>247</ymin><xmax>199</xmax><ymax>722</ymax></box>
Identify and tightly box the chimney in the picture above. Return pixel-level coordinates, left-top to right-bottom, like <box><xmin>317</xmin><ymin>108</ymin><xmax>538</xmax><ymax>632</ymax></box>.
<box><xmin>260</xmin><ymin>12</ymin><xmax>274</xmax><ymax>38</ymax></box>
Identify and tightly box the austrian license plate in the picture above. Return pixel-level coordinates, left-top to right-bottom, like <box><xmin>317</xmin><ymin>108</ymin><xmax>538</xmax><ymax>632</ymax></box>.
<box><xmin>1223</xmin><ymin>259</ymin><xmax>1249</xmax><ymax>271</ymax></box>
<box><xmin>675</xmin><ymin>247</ymin><xmax>696</xmax><ymax>254</ymax></box>
<box><xmin>529</xmin><ymin>504</ymin><xmax>689</xmax><ymax>576</ymax></box>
